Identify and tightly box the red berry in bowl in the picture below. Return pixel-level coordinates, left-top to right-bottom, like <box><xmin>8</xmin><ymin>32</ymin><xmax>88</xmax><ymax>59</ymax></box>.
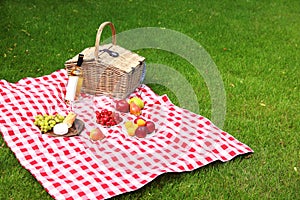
<box><xmin>95</xmin><ymin>109</ymin><xmax>122</xmax><ymax>127</ymax></box>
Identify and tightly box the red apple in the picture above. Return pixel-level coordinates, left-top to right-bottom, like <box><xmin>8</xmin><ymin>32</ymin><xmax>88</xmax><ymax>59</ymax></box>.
<box><xmin>135</xmin><ymin>126</ymin><xmax>148</xmax><ymax>138</ymax></box>
<box><xmin>145</xmin><ymin>121</ymin><xmax>155</xmax><ymax>134</ymax></box>
<box><xmin>115</xmin><ymin>99</ymin><xmax>129</xmax><ymax>113</ymax></box>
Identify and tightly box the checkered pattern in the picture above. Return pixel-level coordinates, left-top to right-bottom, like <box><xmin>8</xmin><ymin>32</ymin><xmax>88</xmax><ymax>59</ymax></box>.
<box><xmin>0</xmin><ymin>69</ymin><xmax>253</xmax><ymax>199</ymax></box>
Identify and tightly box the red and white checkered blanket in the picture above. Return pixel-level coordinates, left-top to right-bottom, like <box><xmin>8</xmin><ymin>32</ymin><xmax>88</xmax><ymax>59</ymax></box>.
<box><xmin>0</xmin><ymin>69</ymin><xmax>253</xmax><ymax>199</ymax></box>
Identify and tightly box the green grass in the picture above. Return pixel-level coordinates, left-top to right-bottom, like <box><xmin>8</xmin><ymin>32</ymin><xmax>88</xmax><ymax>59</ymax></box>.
<box><xmin>0</xmin><ymin>0</ymin><xmax>299</xmax><ymax>199</ymax></box>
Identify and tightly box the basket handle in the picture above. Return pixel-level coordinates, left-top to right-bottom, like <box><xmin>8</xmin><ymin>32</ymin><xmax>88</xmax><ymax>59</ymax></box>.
<box><xmin>94</xmin><ymin>21</ymin><xmax>117</xmax><ymax>58</ymax></box>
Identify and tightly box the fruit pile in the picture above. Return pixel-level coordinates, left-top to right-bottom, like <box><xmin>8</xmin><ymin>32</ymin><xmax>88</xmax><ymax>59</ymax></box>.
<box><xmin>93</xmin><ymin>96</ymin><xmax>156</xmax><ymax>139</ymax></box>
<box><xmin>95</xmin><ymin>109</ymin><xmax>122</xmax><ymax>127</ymax></box>
<box><xmin>34</xmin><ymin>114</ymin><xmax>65</xmax><ymax>133</ymax></box>
<box><xmin>115</xmin><ymin>96</ymin><xmax>144</xmax><ymax>116</ymax></box>
<box><xmin>124</xmin><ymin>117</ymin><xmax>156</xmax><ymax>138</ymax></box>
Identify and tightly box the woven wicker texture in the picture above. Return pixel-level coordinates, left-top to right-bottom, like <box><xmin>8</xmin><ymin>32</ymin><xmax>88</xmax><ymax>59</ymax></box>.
<box><xmin>65</xmin><ymin>22</ymin><xmax>145</xmax><ymax>99</ymax></box>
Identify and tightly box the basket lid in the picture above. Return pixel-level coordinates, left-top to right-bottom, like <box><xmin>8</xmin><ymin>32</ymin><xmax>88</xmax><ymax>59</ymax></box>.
<box><xmin>98</xmin><ymin>44</ymin><xmax>145</xmax><ymax>73</ymax></box>
<box><xmin>65</xmin><ymin>44</ymin><xmax>145</xmax><ymax>73</ymax></box>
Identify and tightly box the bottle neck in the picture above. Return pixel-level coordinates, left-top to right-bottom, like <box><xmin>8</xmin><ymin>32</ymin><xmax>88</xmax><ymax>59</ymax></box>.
<box><xmin>76</xmin><ymin>54</ymin><xmax>84</xmax><ymax>67</ymax></box>
<box><xmin>71</xmin><ymin>67</ymin><xmax>81</xmax><ymax>76</ymax></box>
<box><xmin>70</xmin><ymin>54</ymin><xmax>84</xmax><ymax>76</ymax></box>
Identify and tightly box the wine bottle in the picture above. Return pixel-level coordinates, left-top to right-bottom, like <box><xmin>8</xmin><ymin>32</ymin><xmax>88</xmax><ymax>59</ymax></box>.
<box><xmin>65</xmin><ymin>54</ymin><xmax>84</xmax><ymax>103</ymax></box>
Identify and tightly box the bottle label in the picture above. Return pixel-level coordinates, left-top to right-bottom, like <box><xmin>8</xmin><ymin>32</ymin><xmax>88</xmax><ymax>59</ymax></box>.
<box><xmin>65</xmin><ymin>76</ymin><xmax>79</xmax><ymax>101</ymax></box>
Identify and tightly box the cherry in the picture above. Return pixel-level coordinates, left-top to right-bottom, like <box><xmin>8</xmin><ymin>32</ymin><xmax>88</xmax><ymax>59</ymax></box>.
<box><xmin>95</xmin><ymin>109</ymin><xmax>122</xmax><ymax>127</ymax></box>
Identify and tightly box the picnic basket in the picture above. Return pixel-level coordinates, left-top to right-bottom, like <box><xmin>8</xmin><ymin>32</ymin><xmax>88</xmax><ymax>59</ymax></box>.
<box><xmin>64</xmin><ymin>21</ymin><xmax>146</xmax><ymax>99</ymax></box>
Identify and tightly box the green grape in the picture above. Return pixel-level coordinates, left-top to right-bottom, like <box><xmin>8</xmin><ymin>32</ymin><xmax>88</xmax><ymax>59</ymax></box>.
<box><xmin>45</xmin><ymin>125</ymin><xmax>50</xmax><ymax>130</ymax></box>
<box><xmin>57</xmin><ymin>114</ymin><xmax>65</xmax><ymax>121</ymax></box>
<box><xmin>61</xmin><ymin>116</ymin><xmax>65</xmax><ymax>120</ymax></box>
<box><xmin>34</xmin><ymin>113</ymin><xmax>66</xmax><ymax>133</ymax></box>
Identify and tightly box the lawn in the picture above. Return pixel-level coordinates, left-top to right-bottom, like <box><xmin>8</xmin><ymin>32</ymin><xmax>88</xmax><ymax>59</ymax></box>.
<box><xmin>0</xmin><ymin>0</ymin><xmax>299</xmax><ymax>199</ymax></box>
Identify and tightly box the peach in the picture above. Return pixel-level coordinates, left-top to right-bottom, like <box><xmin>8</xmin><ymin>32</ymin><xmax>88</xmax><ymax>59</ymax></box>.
<box><xmin>89</xmin><ymin>127</ymin><xmax>105</xmax><ymax>141</ymax></box>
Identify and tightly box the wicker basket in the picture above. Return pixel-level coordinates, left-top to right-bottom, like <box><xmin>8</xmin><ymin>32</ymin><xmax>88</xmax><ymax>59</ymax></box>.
<box><xmin>64</xmin><ymin>21</ymin><xmax>145</xmax><ymax>99</ymax></box>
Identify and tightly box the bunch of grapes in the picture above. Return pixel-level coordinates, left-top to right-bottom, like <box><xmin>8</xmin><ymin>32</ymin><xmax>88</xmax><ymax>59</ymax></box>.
<box><xmin>95</xmin><ymin>109</ymin><xmax>122</xmax><ymax>127</ymax></box>
<box><xmin>34</xmin><ymin>114</ymin><xmax>65</xmax><ymax>133</ymax></box>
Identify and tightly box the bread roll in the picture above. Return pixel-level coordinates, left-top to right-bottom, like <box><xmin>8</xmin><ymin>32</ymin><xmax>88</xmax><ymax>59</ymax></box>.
<box><xmin>63</xmin><ymin>112</ymin><xmax>76</xmax><ymax>128</ymax></box>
